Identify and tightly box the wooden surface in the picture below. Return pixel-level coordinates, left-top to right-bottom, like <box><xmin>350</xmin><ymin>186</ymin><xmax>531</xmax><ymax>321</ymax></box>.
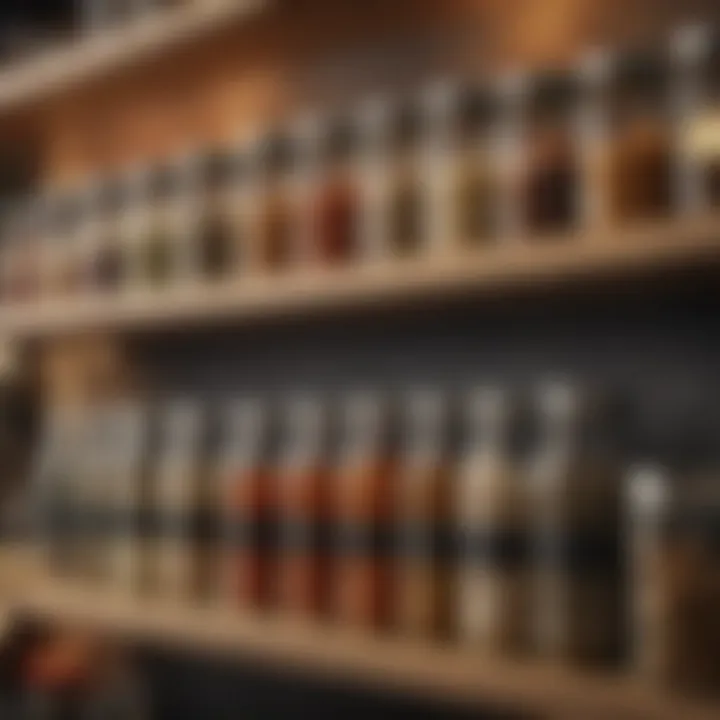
<box><xmin>0</xmin><ymin>576</ymin><xmax>714</xmax><ymax>720</ymax></box>
<box><xmin>3</xmin><ymin>215</ymin><xmax>720</xmax><ymax>340</ymax></box>
<box><xmin>0</xmin><ymin>0</ymin><xmax>268</xmax><ymax>117</ymax></box>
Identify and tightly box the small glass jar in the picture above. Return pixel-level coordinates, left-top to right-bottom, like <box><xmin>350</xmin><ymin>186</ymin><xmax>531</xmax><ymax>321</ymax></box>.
<box><xmin>520</xmin><ymin>71</ymin><xmax>583</xmax><ymax>235</ymax></box>
<box><xmin>255</xmin><ymin>132</ymin><xmax>301</xmax><ymax>271</ymax></box>
<box><xmin>394</xmin><ymin>389</ymin><xmax>452</xmax><ymax>639</ymax></box>
<box><xmin>40</xmin><ymin>191</ymin><xmax>84</xmax><ymax>298</ymax></box>
<box><xmin>377</xmin><ymin>100</ymin><xmax>431</xmax><ymax>259</ymax></box>
<box><xmin>310</xmin><ymin>117</ymin><xmax>363</xmax><ymax>265</ymax></box>
<box><xmin>89</xmin><ymin>178</ymin><xmax>127</xmax><ymax>293</ymax></box>
<box><xmin>426</xmin><ymin>81</ymin><xmax>502</xmax><ymax>249</ymax></box>
<box><xmin>455</xmin><ymin>388</ymin><xmax>532</xmax><ymax>654</ymax></box>
<box><xmin>275</xmin><ymin>396</ymin><xmax>330</xmax><ymax>620</ymax></box>
<box><xmin>672</xmin><ymin>25</ymin><xmax>720</xmax><ymax>213</ymax></box>
<box><xmin>196</xmin><ymin>148</ymin><xmax>247</xmax><ymax>282</ymax></box>
<box><xmin>627</xmin><ymin>465</ymin><xmax>720</xmax><ymax>695</ymax></box>
<box><xmin>332</xmin><ymin>392</ymin><xmax>395</xmax><ymax>631</ymax></box>
<box><xmin>141</xmin><ymin>157</ymin><xmax>197</xmax><ymax>288</ymax></box>
<box><xmin>600</xmin><ymin>47</ymin><xmax>675</xmax><ymax>224</ymax></box>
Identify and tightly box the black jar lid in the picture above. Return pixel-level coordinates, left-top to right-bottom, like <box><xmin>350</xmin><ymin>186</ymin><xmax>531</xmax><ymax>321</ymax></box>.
<box><xmin>455</xmin><ymin>83</ymin><xmax>498</xmax><ymax>135</ymax></box>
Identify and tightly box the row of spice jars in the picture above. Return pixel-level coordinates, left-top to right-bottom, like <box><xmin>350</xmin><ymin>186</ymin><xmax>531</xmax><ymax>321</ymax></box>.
<box><xmin>36</xmin><ymin>384</ymin><xmax>628</xmax><ymax>666</ymax></box>
<box><xmin>3</xmin><ymin>23</ymin><xmax>720</xmax><ymax>306</ymax></box>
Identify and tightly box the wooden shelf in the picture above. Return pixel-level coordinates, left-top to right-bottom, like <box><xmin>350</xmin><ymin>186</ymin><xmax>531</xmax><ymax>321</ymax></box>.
<box><xmin>2</xmin><ymin>579</ymin><xmax>715</xmax><ymax>720</ymax></box>
<box><xmin>0</xmin><ymin>0</ymin><xmax>267</xmax><ymax>114</ymax></box>
<box><xmin>3</xmin><ymin>216</ymin><xmax>720</xmax><ymax>340</ymax></box>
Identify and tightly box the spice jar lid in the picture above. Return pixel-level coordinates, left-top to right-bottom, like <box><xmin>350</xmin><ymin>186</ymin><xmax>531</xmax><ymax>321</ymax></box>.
<box><xmin>527</xmin><ymin>70</ymin><xmax>581</xmax><ymax>115</ymax></box>
<box><xmin>612</xmin><ymin>46</ymin><xmax>671</xmax><ymax>100</ymax></box>
<box><xmin>388</xmin><ymin>98</ymin><xmax>427</xmax><ymax>150</ymax></box>
<box><xmin>261</xmin><ymin>131</ymin><xmax>295</xmax><ymax>175</ymax></box>
<box><xmin>201</xmin><ymin>148</ymin><xmax>248</xmax><ymax>191</ymax></box>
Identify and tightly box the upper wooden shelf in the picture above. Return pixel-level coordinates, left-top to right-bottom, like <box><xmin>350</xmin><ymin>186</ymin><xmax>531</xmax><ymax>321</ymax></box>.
<box><xmin>2</xmin><ymin>216</ymin><xmax>720</xmax><ymax>340</ymax></box>
<box><xmin>3</xmin><ymin>578</ymin><xmax>716</xmax><ymax>720</ymax></box>
<box><xmin>0</xmin><ymin>0</ymin><xmax>267</xmax><ymax>115</ymax></box>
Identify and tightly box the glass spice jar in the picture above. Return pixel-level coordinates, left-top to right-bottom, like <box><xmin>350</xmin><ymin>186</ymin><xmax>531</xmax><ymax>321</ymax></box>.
<box><xmin>275</xmin><ymin>396</ymin><xmax>330</xmax><ymax>620</ymax></box>
<box><xmin>141</xmin><ymin>158</ymin><xmax>196</xmax><ymax>288</ymax></box>
<box><xmin>39</xmin><ymin>192</ymin><xmax>83</xmax><ymax>298</ymax></box>
<box><xmin>196</xmin><ymin>149</ymin><xmax>246</xmax><ymax>282</ymax></box>
<box><xmin>3</xmin><ymin>201</ymin><xmax>42</xmax><ymax>303</ymax></box>
<box><xmin>89</xmin><ymin>178</ymin><xmax>126</xmax><ymax>293</ymax></box>
<box><xmin>426</xmin><ymin>81</ymin><xmax>502</xmax><ymax>249</ymax></box>
<box><xmin>521</xmin><ymin>71</ymin><xmax>583</xmax><ymax>235</ymax></box>
<box><xmin>218</xmin><ymin>399</ymin><xmax>275</xmax><ymax>610</ymax></box>
<box><xmin>379</xmin><ymin>100</ymin><xmax>431</xmax><ymax>259</ymax></box>
<box><xmin>455</xmin><ymin>388</ymin><xmax>532</xmax><ymax>654</ymax></box>
<box><xmin>672</xmin><ymin>25</ymin><xmax>720</xmax><ymax>213</ymax></box>
<box><xmin>602</xmin><ymin>46</ymin><xmax>675</xmax><ymax>223</ymax></box>
<box><xmin>394</xmin><ymin>389</ymin><xmax>453</xmax><ymax>639</ymax></box>
<box><xmin>529</xmin><ymin>383</ymin><xmax>623</xmax><ymax>666</ymax></box>
<box><xmin>310</xmin><ymin>117</ymin><xmax>363</xmax><ymax>265</ymax></box>
<box><xmin>255</xmin><ymin>132</ymin><xmax>300</xmax><ymax>271</ymax></box>
<box><xmin>332</xmin><ymin>392</ymin><xmax>396</xmax><ymax>631</ymax></box>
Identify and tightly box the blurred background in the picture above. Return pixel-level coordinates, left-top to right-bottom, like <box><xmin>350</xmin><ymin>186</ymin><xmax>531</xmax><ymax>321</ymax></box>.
<box><xmin>1</xmin><ymin>1</ymin><xmax>720</xmax><ymax>718</ymax></box>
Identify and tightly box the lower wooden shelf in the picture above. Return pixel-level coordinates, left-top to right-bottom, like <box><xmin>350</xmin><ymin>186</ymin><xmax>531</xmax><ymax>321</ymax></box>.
<box><xmin>1</xmin><ymin>578</ymin><xmax>716</xmax><ymax>720</ymax></box>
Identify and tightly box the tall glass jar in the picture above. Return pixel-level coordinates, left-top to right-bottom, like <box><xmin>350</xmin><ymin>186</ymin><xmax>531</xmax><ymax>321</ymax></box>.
<box><xmin>394</xmin><ymin>389</ymin><xmax>452</xmax><ymax>639</ymax></box>
<box><xmin>332</xmin><ymin>392</ymin><xmax>395</xmax><ymax>631</ymax></box>
<box><xmin>529</xmin><ymin>383</ymin><xmax>623</xmax><ymax>665</ymax></box>
<box><xmin>455</xmin><ymin>388</ymin><xmax>532</xmax><ymax>654</ymax></box>
<box><xmin>275</xmin><ymin>396</ymin><xmax>330</xmax><ymax>620</ymax></box>
<box><xmin>218</xmin><ymin>399</ymin><xmax>274</xmax><ymax>610</ymax></box>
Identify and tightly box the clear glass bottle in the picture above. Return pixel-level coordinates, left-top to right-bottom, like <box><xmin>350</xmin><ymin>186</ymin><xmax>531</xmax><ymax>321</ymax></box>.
<box><xmin>529</xmin><ymin>382</ymin><xmax>623</xmax><ymax>665</ymax></box>
<box><xmin>455</xmin><ymin>388</ymin><xmax>531</xmax><ymax>654</ymax></box>
<box><xmin>105</xmin><ymin>401</ymin><xmax>148</xmax><ymax>596</ymax></box>
<box><xmin>150</xmin><ymin>401</ymin><xmax>204</xmax><ymax>602</ymax></box>
<box><xmin>332</xmin><ymin>392</ymin><xmax>395</xmax><ymax>631</ymax></box>
<box><xmin>218</xmin><ymin>399</ymin><xmax>274</xmax><ymax>610</ymax></box>
<box><xmin>394</xmin><ymin>389</ymin><xmax>452</xmax><ymax>639</ymax></box>
<box><xmin>275</xmin><ymin>396</ymin><xmax>329</xmax><ymax>620</ymax></box>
